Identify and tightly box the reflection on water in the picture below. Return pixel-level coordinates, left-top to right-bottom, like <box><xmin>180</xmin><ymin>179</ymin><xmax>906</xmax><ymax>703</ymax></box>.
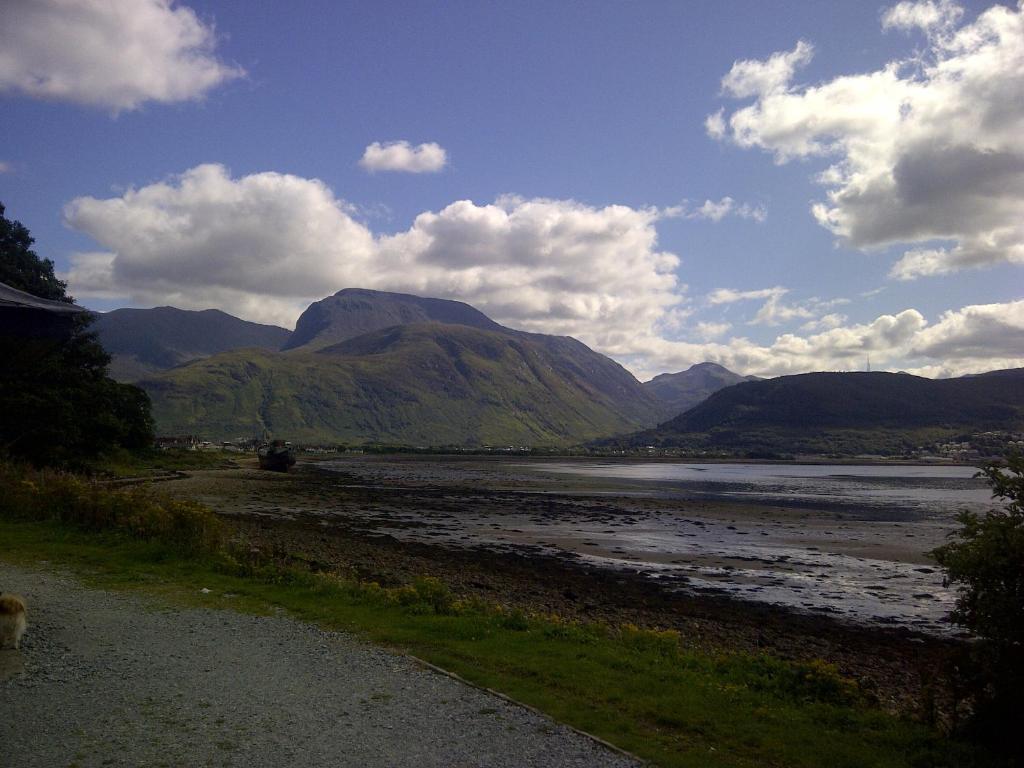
<box><xmin>527</xmin><ymin>462</ymin><xmax>992</xmax><ymax>517</ymax></box>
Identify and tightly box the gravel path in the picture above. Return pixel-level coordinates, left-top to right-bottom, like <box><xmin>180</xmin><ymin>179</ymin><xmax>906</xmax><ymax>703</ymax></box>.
<box><xmin>0</xmin><ymin>561</ymin><xmax>640</xmax><ymax>768</ymax></box>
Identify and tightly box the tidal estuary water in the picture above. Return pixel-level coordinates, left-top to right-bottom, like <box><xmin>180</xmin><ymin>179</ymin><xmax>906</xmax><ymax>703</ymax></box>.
<box><xmin>318</xmin><ymin>459</ymin><xmax>995</xmax><ymax>635</ymax></box>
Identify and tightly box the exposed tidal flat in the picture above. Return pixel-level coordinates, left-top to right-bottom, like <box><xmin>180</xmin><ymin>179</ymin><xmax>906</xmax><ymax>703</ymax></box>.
<box><xmin>161</xmin><ymin>454</ymin><xmax>988</xmax><ymax>714</ymax></box>
<box><xmin>284</xmin><ymin>457</ymin><xmax>979</xmax><ymax>633</ymax></box>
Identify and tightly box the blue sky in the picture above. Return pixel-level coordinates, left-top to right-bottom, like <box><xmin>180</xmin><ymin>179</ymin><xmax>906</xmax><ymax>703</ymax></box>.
<box><xmin>1</xmin><ymin>0</ymin><xmax>1021</xmax><ymax>379</ymax></box>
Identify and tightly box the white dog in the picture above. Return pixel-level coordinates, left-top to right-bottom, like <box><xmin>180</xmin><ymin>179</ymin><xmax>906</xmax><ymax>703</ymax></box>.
<box><xmin>0</xmin><ymin>592</ymin><xmax>27</xmax><ymax>650</ymax></box>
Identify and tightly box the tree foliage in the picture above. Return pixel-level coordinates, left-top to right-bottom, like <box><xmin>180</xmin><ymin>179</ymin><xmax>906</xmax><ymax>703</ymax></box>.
<box><xmin>0</xmin><ymin>202</ymin><xmax>70</xmax><ymax>301</ymax></box>
<box><xmin>934</xmin><ymin>456</ymin><xmax>1024</xmax><ymax>645</ymax></box>
<box><xmin>0</xmin><ymin>202</ymin><xmax>153</xmax><ymax>467</ymax></box>
<box><xmin>932</xmin><ymin>455</ymin><xmax>1024</xmax><ymax>757</ymax></box>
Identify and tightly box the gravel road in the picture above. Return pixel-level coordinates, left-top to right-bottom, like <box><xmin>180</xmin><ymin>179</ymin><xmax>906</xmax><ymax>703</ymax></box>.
<box><xmin>0</xmin><ymin>562</ymin><xmax>640</xmax><ymax>768</ymax></box>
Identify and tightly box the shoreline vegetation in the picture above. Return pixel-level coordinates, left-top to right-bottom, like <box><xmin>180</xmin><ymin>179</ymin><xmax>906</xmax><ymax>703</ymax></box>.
<box><xmin>0</xmin><ymin>458</ymin><xmax>998</xmax><ymax>767</ymax></box>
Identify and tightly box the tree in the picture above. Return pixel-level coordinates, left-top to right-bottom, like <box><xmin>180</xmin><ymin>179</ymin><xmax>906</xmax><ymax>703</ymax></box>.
<box><xmin>0</xmin><ymin>202</ymin><xmax>154</xmax><ymax>467</ymax></box>
<box><xmin>0</xmin><ymin>202</ymin><xmax>70</xmax><ymax>301</ymax></box>
<box><xmin>932</xmin><ymin>454</ymin><xmax>1024</xmax><ymax>757</ymax></box>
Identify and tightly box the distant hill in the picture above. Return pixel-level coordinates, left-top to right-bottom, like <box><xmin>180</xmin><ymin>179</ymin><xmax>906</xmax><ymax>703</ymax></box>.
<box><xmin>142</xmin><ymin>321</ymin><xmax>662</xmax><ymax>446</ymax></box>
<box><xmin>643</xmin><ymin>362</ymin><xmax>760</xmax><ymax>419</ymax></box>
<box><xmin>94</xmin><ymin>307</ymin><xmax>291</xmax><ymax>381</ymax></box>
<box><xmin>282</xmin><ymin>288</ymin><xmax>504</xmax><ymax>351</ymax></box>
<box><xmin>612</xmin><ymin>369</ymin><xmax>1024</xmax><ymax>456</ymax></box>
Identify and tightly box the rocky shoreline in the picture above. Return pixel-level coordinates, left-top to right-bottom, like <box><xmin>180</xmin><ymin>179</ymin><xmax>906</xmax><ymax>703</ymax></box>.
<box><xmin>161</xmin><ymin>456</ymin><xmax>966</xmax><ymax>719</ymax></box>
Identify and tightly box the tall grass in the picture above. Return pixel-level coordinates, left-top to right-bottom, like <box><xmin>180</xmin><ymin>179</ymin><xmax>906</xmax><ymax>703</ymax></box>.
<box><xmin>0</xmin><ymin>461</ymin><xmax>223</xmax><ymax>554</ymax></box>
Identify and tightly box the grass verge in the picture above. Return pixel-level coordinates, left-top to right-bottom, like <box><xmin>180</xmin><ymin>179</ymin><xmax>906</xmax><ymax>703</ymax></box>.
<box><xmin>90</xmin><ymin>447</ymin><xmax>241</xmax><ymax>478</ymax></box>
<box><xmin>0</xmin><ymin>464</ymin><xmax>995</xmax><ymax>768</ymax></box>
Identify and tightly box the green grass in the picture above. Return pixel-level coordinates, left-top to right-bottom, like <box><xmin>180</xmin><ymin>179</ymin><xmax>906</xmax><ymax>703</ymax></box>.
<box><xmin>91</xmin><ymin>447</ymin><xmax>239</xmax><ymax>478</ymax></box>
<box><xmin>0</xmin><ymin>518</ymin><xmax>994</xmax><ymax>768</ymax></box>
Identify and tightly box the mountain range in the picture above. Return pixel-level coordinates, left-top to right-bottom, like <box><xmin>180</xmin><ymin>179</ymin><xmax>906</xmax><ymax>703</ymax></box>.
<box><xmin>642</xmin><ymin>363</ymin><xmax>760</xmax><ymax>416</ymax></box>
<box><xmin>96</xmin><ymin>289</ymin><xmax>1023</xmax><ymax>453</ymax></box>
<box><xmin>613</xmin><ymin>368</ymin><xmax>1024</xmax><ymax>455</ymax></box>
<box><xmin>118</xmin><ymin>289</ymin><xmax>708</xmax><ymax>445</ymax></box>
<box><xmin>94</xmin><ymin>307</ymin><xmax>290</xmax><ymax>382</ymax></box>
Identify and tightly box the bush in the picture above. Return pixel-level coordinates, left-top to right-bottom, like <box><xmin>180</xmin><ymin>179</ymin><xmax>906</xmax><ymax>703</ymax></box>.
<box><xmin>725</xmin><ymin>655</ymin><xmax>860</xmax><ymax>706</ymax></box>
<box><xmin>932</xmin><ymin>454</ymin><xmax>1024</xmax><ymax>758</ymax></box>
<box><xmin>0</xmin><ymin>461</ymin><xmax>223</xmax><ymax>554</ymax></box>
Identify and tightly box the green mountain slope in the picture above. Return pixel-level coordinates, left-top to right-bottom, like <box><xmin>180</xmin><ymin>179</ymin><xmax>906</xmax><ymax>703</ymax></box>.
<box><xmin>142</xmin><ymin>322</ymin><xmax>662</xmax><ymax>446</ymax></box>
<box><xmin>615</xmin><ymin>369</ymin><xmax>1024</xmax><ymax>455</ymax></box>
<box><xmin>94</xmin><ymin>307</ymin><xmax>291</xmax><ymax>381</ymax></box>
<box><xmin>643</xmin><ymin>362</ymin><xmax>760</xmax><ymax>419</ymax></box>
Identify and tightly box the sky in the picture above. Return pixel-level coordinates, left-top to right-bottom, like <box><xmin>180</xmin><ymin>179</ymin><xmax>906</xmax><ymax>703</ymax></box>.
<box><xmin>1</xmin><ymin>0</ymin><xmax>1022</xmax><ymax>381</ymax></box>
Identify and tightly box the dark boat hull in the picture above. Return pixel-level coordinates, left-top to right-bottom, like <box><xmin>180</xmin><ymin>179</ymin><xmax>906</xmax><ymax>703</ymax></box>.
<box><xmin>258</xmin><ymin>447</ymin><xmax>295</xmax><ymax>472</ymax></box>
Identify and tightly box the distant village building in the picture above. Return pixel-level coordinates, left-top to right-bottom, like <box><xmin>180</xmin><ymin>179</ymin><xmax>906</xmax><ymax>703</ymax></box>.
<box><xmin>154</xmin><ymin>435</ymin><xmax>202</xmax><ymax>450</ymax></box>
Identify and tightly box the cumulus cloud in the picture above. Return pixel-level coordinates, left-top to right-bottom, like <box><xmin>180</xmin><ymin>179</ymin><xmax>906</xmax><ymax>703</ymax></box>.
<box><xmin>911</xmin><ymin>300</ymin><xmax>1024</xmax><ymax>360</ymax></box>
<box><xmin>0</xmin><ymin>0</ymin><xmax>242</xmax><ymax>111</ymax></box>
<box><xmin>359</xmin><ymin>141</ymin><xmax>448</xmax><ymax>173</ymax></box>
<box><xmin>65</xmin><ymin>165</ymin><xmax>377</xmax><ymax>325</ymax></box>
<box><xmin>627</xmin><ymin>301</ymin><xmax>1024</xmax><ymax>381</ymax></box>
<box><xmin>882</xmin><ymin>0</ymin><xmax>963</xmax><ymax>34</ymax></box>
<box><xmin>709</xmin><ymin>1</ymin><xmax>1024</xmax><ymax>279</ymax></box>
<box><xmin>720</xmin><ymin>40</ymin><xmax>814</xmax><ymax>98</ymax></box>
<box><xmin>63</xmin><ymin>164</ymin><xmax>1022</xmax><ymax>381</ymax></box>
<box><xmin>64</xmin><ymin>164</ymin><xmax>680</xmax><ymax>337</ymax></box>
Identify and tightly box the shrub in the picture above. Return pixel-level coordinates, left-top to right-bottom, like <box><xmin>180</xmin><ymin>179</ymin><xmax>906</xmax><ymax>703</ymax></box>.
<box><xmin>0</xmin><ymin>461</ymin><xmax>223</xmax><ymax>554</ymax></box>
<box><xmin>932</xmin><ymin>454</ymin><xmax>1024</xmax><ymax>757</ymax></box>
<box><xmin>723</xmin><ymin>655</ymin><xmax>860</xmax><ymax>706</ymax></box>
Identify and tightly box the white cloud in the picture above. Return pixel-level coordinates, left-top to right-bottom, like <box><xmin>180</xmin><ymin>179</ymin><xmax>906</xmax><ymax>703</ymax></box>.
<box><xmin>627</xmin><ymin>301</ymin><xmax>1024</xmax><ymax>381</ymax></box>
<box><xmin>64</xmin><ymin>164</ymin><xmax>680</xmax><ymax>338</ymax></box>
<box><xmin>882</xmin><ymin>0</ymin><xmax>963</xmax><ymax>35</ymax></box>
<box><xmin>63</xmin><ymin>164</ymin><xmax>1022</xmax><ymax>382</ymax></box>
<box><xmin>707</xmin><ymin>286</ymin><xmax>785</xmax><ymax>305</ymax></box>
<box><xmin>695</xmin><ymin>321</ymin><xmax>731</xmax><ymax>340</ymax></box>
<box><xmin>709</xmin><ymin>1</ymin><xmax>1024</xmax><ymax>278</ymax></box>
<box><xmin>693</xmin><ymin>197</ymin><xmax>766</xmax><ymax>222</ymax></box>
<box><xmin>800</xmin><ymin>313</ymin><xmax>848</xmax><ymax>332</ymax></box>
<box><xmin>911</xmin><ymin>300</ymin><xmax>1024</xmax><ymax>360</ymax></box>
<box><xmin>704</xmin><ymin>109</ymin><xmax>727</xmax><ymax>140</ymax></box>
<box><xmin>0</xmin><ymin>0</ymin><xmax>242</xmax><ymax>111</ymax></box>
<box><xmin>706</xmin><ymin>287</ymin><xmax>848</xmax><ymax>327</ymax></box>
<box><xmin>359</xmin><ymin>141</ymin><xmax>448</xmax><ymax>173</ymax></box>
<box><xmin>65</xmin><ymin>164</ymin><xmax>377</xmax><ymax>326</ymax></box>
<box><xmin>751</xmin><ymin>293</ymin><xmax>814</xmax><ymax>326</ymax></box>
<box><xmin>663</xmin><ymin>197</ymin><xmax>766</xmax><ymax>223</ymax></box>
<box><xmin>720</xmin><ymin>40</ymin><xmax>814</xmax><ymax>98</ymax></box>
<box><xmin>694</xmin><ymin>198</ymin><xmax>735</xmax><ymax>222</ymax></box>
<box><xmin>372</xmin><ymin>195</ymin><xmax>681</xmax><ymax>343</ymax></box>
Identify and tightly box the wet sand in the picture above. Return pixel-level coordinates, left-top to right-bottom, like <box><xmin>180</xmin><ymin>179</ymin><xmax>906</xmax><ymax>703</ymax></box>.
<box><xmin>159</xmin><ymin>454</ymin><xmax>975</xmax><ymax>717</ymax></box>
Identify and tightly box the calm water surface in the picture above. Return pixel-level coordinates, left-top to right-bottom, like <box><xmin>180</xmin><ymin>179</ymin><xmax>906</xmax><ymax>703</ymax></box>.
<box><xmin>526</xmin><ymin>462</ymin><xmax>992</xmax><ymax>517</ymax></box>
